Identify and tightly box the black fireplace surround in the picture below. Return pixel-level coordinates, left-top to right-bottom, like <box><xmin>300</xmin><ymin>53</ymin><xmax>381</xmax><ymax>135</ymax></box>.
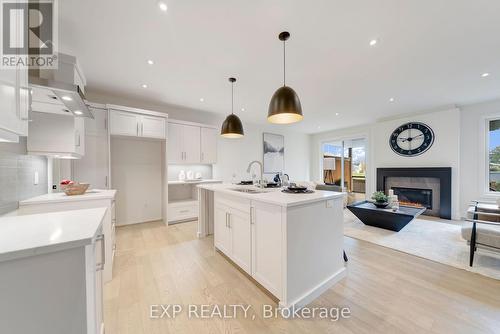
<box><xmin>377</xmin><ymin>167</ymin><xmax>452</xmax><ymax>219</ymax></box>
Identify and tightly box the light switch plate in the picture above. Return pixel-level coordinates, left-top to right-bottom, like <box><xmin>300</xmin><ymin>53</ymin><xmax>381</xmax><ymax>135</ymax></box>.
<box><xmin>326</xmin><ymin>200</ymin><xmax>334</xmax><ymax>208</ymax></box>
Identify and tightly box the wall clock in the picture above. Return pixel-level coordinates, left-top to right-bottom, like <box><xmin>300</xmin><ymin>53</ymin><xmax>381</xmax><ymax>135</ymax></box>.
<box><xmin>389</xmin><ymin>122</ymin><xmax>434</xmax><ymax>157</ymax></box>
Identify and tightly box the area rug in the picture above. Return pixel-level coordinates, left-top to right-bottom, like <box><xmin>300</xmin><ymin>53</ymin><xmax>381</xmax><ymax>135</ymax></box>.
<box><xmin>344</xmin><ymin>211</ymin><xmax>500</xmax><ymax>280</ymax></box>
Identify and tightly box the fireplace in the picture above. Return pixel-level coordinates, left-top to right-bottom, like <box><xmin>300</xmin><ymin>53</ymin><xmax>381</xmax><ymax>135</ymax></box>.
<box><xmin>377</xmin><ymin>167</ymin><xmax>452</xmax><ymax>219</ymax></box>
<box><xmin>392</xmin><ymin>187</ymin><xmax>432</xmax><ymax>209</ymax></box>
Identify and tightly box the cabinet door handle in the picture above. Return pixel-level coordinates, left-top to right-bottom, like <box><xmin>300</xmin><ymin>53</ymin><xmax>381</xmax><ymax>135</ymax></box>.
<box><xmin>228</xmin><ymin>213</ymin><xmax>231</xmax><ymax>228</ymax></box>
<box><xmin>141</xmin><ymin>122</ymin><xmax>144</xmax><ymax>136</ymax></box>
<box><xmin>201</xmin><ymin>152</ymin><xmax>204</xmax><ymax>162</ymax></box>
<box><xmin>136</xmin><ymin>123</ymin><xmax>139</xmax><ymax>136</ymax></box>
<box><xmin>95</xmin><ymin>234</ymin><xmax>106</xmax><ymax>271</ymax></box>
<box><xmin>250</xmin><ymin>207</ymin><xmax>255</xmax><ymax>224</ymax></box>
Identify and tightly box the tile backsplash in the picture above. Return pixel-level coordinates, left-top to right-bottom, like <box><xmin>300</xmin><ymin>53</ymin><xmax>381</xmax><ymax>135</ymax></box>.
<box><xmin>0</xmin><ymin>138</ymin><xmax>47</xmax><ymax>214</ymax></box>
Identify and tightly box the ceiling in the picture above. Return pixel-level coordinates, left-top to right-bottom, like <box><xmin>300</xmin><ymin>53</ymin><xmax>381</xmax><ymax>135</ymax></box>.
<box><xmin>59</xmin><ymin>0</ymin><xmax>500</xmax><ymax>133</ymax></box>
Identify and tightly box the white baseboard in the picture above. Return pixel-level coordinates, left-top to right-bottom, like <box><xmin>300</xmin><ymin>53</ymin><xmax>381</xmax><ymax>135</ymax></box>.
<box><xmin>279</xmin><ymin>267</ymin><xmax>347</xmax><ymax>310</ymax></box>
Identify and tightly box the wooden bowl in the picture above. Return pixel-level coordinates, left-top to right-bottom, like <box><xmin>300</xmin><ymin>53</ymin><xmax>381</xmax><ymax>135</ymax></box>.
<box><xmin>62</xmin><ymin>183</ymin><xmax>90</xmax><ymax>196</ymax></box>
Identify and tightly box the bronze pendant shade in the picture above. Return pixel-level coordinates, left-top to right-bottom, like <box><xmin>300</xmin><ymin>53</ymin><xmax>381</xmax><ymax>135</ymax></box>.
<box><xmin>268</xmin><ymin>31</ymin><xmax>303</xmax><ymax>124</ymax></box>
<box><xmin>221</xmin><ymin>77</ymin><xmax>244</xmax><ymax>138</ymax></box>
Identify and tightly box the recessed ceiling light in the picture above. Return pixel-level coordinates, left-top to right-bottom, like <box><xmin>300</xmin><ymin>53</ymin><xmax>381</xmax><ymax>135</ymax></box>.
<box><xmin>317</xmin><ymin>126</ymin><xmax>321</xmax><ymax>129</ymax></box>
<box><xmin>199</xmin><ymin>98</ymin><xmax>204</xmax><ymax>102</ymax></box>
<box><xmin>369</xmin><ymin>39</ymin><xmax>378</xmax><ymax>46</ymax></box>
<box><xmin>335</xmin><ymin>112</ymin><xmax>340</xmax><ymax>116</ymax></box>
<box><xmin>481</xmin><ymin>72</ymin><xmax>490</xmax><ymax>78</ymax></box>
<box><xmin>61</xmin><ymin>96</ymin><xmax>72</xmax><ymax>101</ymax></box>
<box><xmin>158</xmin><ymin>1</ymin><xmax>167</xmax><ymax>12</ymax></box>
<box><xmin>147</xmin><ymin>60</ymin><xmax>154</xmax><ymax>65</ymax></box>
<box><xmin>241</xmin><ymin>108</ymin><xmax>245</xmax><ymax>112</ymax></box>
<box><xmin>141</xmin><ymin>84</ymin><xmax>148</xmax><ymax>88</ymax></box>
<box><xmin>74</xmin><ymin>110</ymin><xmax>83</xmax><ymax>115</ymax></box>
<box><xmin>389</xmin><ymin>97</ymin><xmax>395</xmax><ymax>102</ymax></box>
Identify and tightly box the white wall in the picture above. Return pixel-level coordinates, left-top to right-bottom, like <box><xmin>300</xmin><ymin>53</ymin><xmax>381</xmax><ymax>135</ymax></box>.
<box><xmin>214</xmin><ymin>123</ymin><xmax>310</xmax><ymax>183</ymax></box>
<box><xmin>310</xmin><ymin>108</ymin><xmax>461</xmax><ymax>219</ymax></box>
<box><xmin>111</xmin><ymin>137</ymin><xmax>163</xmax><ymax>225</ymax></box>
<box><xmin>460</xmin><ymin>99</ymin><xmax>500</xmax><ymax>214</ymax></box>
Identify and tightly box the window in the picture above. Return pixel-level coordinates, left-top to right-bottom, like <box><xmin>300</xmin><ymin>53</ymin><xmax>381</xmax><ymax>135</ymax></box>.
<box><xmin>488</xmin><ymin>119</ymin><xmax>500</xmax><ymax>192</ymax></box>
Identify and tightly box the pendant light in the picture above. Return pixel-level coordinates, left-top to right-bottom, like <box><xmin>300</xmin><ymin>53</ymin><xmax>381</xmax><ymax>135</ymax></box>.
<box><xmin>221</xmin><ymin>77</ymin><xmax>244</xmax><ymax>138</ymax></box>
<box><xmin>268</xmin><ymin>31</ymin><xmax>303</xmax><ymax>124</ymax></box>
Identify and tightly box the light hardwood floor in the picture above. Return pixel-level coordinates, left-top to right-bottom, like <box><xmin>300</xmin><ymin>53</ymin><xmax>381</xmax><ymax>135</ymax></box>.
<box><xmin>104</xmin><ymin>220</ymin><xmax>500</xmax><ymax>334</ymax></box>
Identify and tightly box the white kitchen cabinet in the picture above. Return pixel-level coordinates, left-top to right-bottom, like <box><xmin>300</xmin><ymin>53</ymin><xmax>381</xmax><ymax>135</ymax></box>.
<box><xmin>251</xmin><ymin>201</ymin><xmax>282</xmax><ymax>297</ymax></box>
<box><xmin>168</xmin><ymin>122</ymin><xmax>201</xmax><ymax>164</ymax></box>
<box><xmin>0</xmin><ymin>9</ymin><xmax>29</xmax><ymax>142</ymax></box>
<box><xmin>18</xmin><ymin>190</ymin><xmax>117</xmax><ymax>283</ymax></box>
<box><xmin>27</xmin><ymin>112</ymin><xmax>85</xmax><ymax>159</ymax></box>
<box><xmin>168</xmin><ymin>200</ymin><xmax>198</xmax><ymax>222</ymax></box>
<box><xmin>168</xmin><ymin>121</ymin><xmax>217</xmax><ymax>164</ymax></box>
<box><xmin>213</xmin><ymin>194</ymin><xmax>281</xmax><ymax>296</ymax></box>
<box><xmin>75</xmin><ymin>116</ymin><xmax>85</xmax><ymax>156</ymax></box>
<box><xmin>141</xmin><ymin>115</ymin><xmax>166</xmax><ymax>139</ymax></box>
<box><xmin>229</xmin><ymin>207</ymin><xmax>252</xmax><ymax>274</ymax></box>
<box><xmin>0</xmin><ymin>208</ymin><xmax>106</xmax><ymax>334</ymax></box>
<box><xmin>109</xmin><ymin>110</ymin><xmax>140</xmax><ymax>137</ymax></box>
<box><xmin>167</xmin><ymin>122</ymin><xmax>184</xmax><ymax>163</ymax></box>
<box><xmin>214</xmin><ymin>194</ymin><xmax>252</xmax><ymax>274</ymax></box>
<box><xmin>109</xmin><ymin>109</ymin><xmax>166</xmax><ymax>139</ymax></box>
<box><xmin>214</xmin><ymin>203</ymin><xmax>232</xmax><ymax>255</ymax></box>
<box><xmin>73</xmin><ymin>107</ymin><xmax>109</xmax><ymax>189</ymax></box>
<box><xmin>183</xmin><ymin>124</ymin><xmax>201</xmax><ymax>163</ymax></box>
<box><xmin>201</xmin><ymin>127</ymin><xmax>217</xmax><ymax>163</ymax></box>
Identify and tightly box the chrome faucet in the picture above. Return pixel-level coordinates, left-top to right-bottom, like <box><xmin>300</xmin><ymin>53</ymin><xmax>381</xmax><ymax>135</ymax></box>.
<box><xmin>246</xmin><ymin>160</ymin><xmax>265</xmax><ymax>188</ymax></box>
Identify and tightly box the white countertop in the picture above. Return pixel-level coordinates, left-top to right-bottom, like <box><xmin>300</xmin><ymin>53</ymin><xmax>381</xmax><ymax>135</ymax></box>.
<box><xmin>19</xmin><ymin>189</ymin><xmax>117</xmax><ymax>206</ymax></box>
<box><xmin>0</xmin><ymin>208</ymin><xmax>107</xmax><ymax>263</ymax></box>
<box><xmin>197</xmin><ymin>183</ymin><xmax>345</xmax><ymax>207</ymax></box>
<box><xmin>168</xmin><ymin>179</ymin><xmax>222</xmax><ymax>185</ymax></box>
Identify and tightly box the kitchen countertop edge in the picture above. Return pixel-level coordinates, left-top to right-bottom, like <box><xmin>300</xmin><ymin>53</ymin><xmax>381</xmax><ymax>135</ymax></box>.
<box><xmin>19</xmin><ymin>189</ymin><xmax>117</xmax><ymax>206</ymax></box>
<box><xmin>0</xmin><ymin>208</ymin><xmax>107</xmax><ymax>263</ymax></box>
<box><xmin>197</xmin><ymin>183</ymin><xmax>345</xmax><ymax>207</ymax></box>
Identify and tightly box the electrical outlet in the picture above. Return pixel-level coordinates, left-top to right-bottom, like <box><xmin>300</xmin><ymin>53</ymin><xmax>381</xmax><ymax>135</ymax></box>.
<box><xmin>326</xmin><ymin>200</ymin><xmax>334</xmax><ymax>208</ymax></box>
<box><xmin>52</xmin><ymin>185</ymin><xmax>57</xmax><ymax>190</ymax></box>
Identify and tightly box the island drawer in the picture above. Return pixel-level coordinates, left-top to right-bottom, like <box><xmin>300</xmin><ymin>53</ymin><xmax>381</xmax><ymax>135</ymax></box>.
<box><xmin>214</xmin><ymin>193</ymin><xmax>251</xmax><ymax>214</ymax></box>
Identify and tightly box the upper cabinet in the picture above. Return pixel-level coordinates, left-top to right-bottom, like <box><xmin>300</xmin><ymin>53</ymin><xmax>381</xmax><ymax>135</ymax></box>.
<box><xmin>109</xmin><ymin>107</ymin><xmax>166</xmax><ymax>139</ymax></box>
<box><xmin>168</xmin><ymin>123</ymin><xmax>200</xmax><ymax>163</ymax></box>
<box><xmin>0</xmin><ymin>11</ymin><xmax>29</xmax><ymax>142</ymax></box>
<box><xmin>201</xmin><ymin>127</ymin><xmax>217</xmax><ymax>164</ymax></box>
<box><xmin>168</xmin><ymin>121</ymin><xmax>217</xmax><ymax>164</ymax></box>
<box><xmin>109</xmin><ymin>110</ymin><xmax>140</xmax><ymax>137</ymax></box>
<box><xmin>73</xmin><ymin>106</ymin><xmax>109</xmax><ymax>189</ymax></box>
<box><xmin>27</xmin><ymin>112</ymin><xmax>85</xmax><ymax>159</ymax></box>
<box><xmin>141</xmin><ymin>115</ymin><xmax>166</xmax><ymax>139</ymax></box>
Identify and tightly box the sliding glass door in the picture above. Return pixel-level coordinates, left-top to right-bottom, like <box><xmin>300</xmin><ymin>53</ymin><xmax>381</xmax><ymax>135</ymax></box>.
<box><xmin>322</xmin><ymin>137</ymin><xmax>366</xmax><ymax>202</ymax></box>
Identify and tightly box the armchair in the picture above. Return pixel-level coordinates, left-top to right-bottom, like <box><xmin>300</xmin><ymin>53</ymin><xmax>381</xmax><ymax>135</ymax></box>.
<box><xmin>462</xmin><ymin>201</ymin><xmax>500</xmax><ymax>267</ymax></box>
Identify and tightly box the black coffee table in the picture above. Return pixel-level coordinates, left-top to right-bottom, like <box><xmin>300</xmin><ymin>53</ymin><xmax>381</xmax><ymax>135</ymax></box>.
<box><xmin>347</xmin><ymin>201</ymin><xmax>426</xmax><ymax>232</ymax></box>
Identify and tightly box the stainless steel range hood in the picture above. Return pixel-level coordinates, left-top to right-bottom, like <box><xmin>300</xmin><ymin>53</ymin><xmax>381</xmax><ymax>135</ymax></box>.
<box><xmin>29</xmin><ymin>53</ymin><xmax>94</xmax><ymax>118</ymax></box>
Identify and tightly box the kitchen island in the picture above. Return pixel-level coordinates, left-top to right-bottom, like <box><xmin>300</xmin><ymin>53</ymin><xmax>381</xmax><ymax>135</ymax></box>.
<box><xmin>198</xmin><ymin>183</ymin><xmax>346</xmax><ymax>309</ymax></box>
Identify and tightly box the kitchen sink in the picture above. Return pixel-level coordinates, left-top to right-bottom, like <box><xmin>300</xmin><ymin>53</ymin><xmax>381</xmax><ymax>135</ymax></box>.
<box><xmin>229</xmin><ymin>188</ymin><xmax>268</xmax><ymax>194</ymax></box>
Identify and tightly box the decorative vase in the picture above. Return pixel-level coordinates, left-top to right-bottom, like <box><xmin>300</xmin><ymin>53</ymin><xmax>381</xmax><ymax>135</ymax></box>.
<box><xmin>374</xmin><ymin>201</ymin><xmax>389</xmax><ymax>209</ymax></box>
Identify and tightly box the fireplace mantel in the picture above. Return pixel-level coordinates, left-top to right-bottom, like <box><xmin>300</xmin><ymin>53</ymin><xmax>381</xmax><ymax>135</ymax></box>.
<box><xmin>376</xmin><ymin>167</ymin><xmax>452</xmax><ymax>219</ymax></box>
